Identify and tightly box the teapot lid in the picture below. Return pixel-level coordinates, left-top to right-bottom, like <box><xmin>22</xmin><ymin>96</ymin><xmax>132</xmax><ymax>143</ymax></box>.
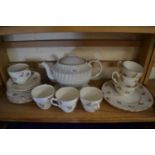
<box><xmin>59</xmin><ymin>56</ymin><xmax>86</xmax><ymax>65</ymax></box>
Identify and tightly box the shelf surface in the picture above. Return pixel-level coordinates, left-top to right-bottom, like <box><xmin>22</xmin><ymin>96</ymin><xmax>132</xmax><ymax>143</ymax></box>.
<box><xmin>0</xmin><ymin>26</ymin><xmax>155</xmax><ymax>35</ymax></box>
<box><xmin>0</xmin><ymin>80</ymin><xmax>155</xmax><ymax>123</ymax></box>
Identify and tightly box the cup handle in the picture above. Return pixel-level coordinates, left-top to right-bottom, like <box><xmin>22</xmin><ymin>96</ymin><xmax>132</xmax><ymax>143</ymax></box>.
<box><xmin>50</xmin><ymin>98</ymin><xmax>60</xmax><ymax>108</ymax></box>
<box><xmin>88</xmin><ymin>60</ymin><xmax>103</xmax><ymax>80</ymax></box>
<box><xmin>135</xmin><ymin>73</ymin><xmax>142</xmax><ymax>79</ymax></box>
<box><xmin>112</xmin><ymin>71</ymin><xmax>120</xmax><ymax>85</ymax></box>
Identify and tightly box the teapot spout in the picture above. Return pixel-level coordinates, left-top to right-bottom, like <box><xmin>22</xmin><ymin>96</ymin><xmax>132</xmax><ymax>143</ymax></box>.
<box><xmin>40</xmin><ymin>62</ymin><xmax>55</xmax><ymax>81</ymax></box>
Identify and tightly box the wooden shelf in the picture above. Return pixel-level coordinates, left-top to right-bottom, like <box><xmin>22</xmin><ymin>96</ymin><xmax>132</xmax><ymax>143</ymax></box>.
<box><xmin>3</xmin><ymin>40</ymin><xmax>141</xmax><ymax>48</ymax></box>
<box><xmin>0</xmin><ymin>28</ymin><xmax>155</xmax><ymax>123</ymax></box>
<box><xmin>0</xmin><ymin>26</ymin><xmax>155</xmax><ymax>35</ymax></box>
<box><xmin>0</xmin><ymin>80</ymin><xmax>155</xmax><ymax>123</ymax></box>
<box><xmin>146</xmin><ymin>79</ymin><xmax>155</xmax><ymax>97</ymax></box>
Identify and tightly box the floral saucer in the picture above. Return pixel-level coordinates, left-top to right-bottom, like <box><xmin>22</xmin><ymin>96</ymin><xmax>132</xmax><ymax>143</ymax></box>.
<box><xmin>6</xmin><ymin>89</ymin><xmax>32</xmax><ymax>99</ymax></box>
<box><xmin>7</xmin><ymin>71</ymin><xmax>41</xmax><ymax>92</ymax></box>
<box><xmin>101</xmin><ymin>80</ymin><xmax>154</xmax><ymax>112</ymax></box>
<box><xmin>6</xmin><ymin>71</ymin><xmax>41</xmax><ymax>104</ymax></box>
<box><xmin>7</xmin><ymin>95</ymin><xmax>32</xmax><ymax>104</ymax></box>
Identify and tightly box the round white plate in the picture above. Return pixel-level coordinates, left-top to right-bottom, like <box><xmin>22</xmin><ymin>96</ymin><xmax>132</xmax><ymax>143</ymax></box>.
<box><xmin>7</xmin><ymin>71</ymin><xmax>41</xmax><ymax>92</ymax></box>
<box><xmin>101</xmin><ymin>80</ymin><xmax>154</xmax><ymax>112</ymax></box>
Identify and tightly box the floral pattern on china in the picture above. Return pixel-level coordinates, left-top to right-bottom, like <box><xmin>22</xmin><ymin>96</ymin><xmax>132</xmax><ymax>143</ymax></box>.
<box><xmin>7</xmin><ymin>71</ymin><xmax>41</xmax><ymax>91</ymax></box>
<box><xmin>101</xmin><ymin>80</ymin><xmax>154</xmax><ymax>112</ymax></box>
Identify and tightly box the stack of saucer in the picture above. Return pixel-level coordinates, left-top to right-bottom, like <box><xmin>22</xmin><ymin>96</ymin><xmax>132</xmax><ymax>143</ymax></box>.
<box><xmin>6</xmin><ymin>63</ymin><xmax>41</xmax><ymax>104</ymax></box>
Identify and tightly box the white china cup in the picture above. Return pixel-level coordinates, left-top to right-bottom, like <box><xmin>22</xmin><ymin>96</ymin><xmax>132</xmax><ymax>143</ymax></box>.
<box><xmin>51</xmin><ymin>87</ymin><xmax>79</xmax><ymax>113</ymax></box>
<box><xmin>112</xmin><ymin>71</ymin><xmax>139</xmax><ymax>87</ymax></box>
<box><xmin>118</xmin><ymin>61</ymin><xmax>143</xmax><ymax>78</ymax></box>
<box><xmin>80</xmin><ymin>87</ymin><xmax>103</xmax><ymax>112</ymax></box>
<box><xmin>8</xmin><ymin>63</ymin><xmax>31</xmax><ymax>84</ymax></box>
<box><xmin>31</xmin><ymin>84</ymin><xmax>55</xmax><ymax>110</ymax></box>
<box><xmin>113</xmin><ymin>81</ymin><xmax>138</xmax><ymax>96</ymax></box>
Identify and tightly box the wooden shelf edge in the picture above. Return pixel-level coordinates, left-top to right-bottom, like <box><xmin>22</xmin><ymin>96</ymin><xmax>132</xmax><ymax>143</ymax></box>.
<box><xmin>1</xmin><ymin>26</ymin><xmax>155</xmax><ymax>35</ymax></box>
<box><xmin>3</xmin><ymin>40</ymin><xmax>141</xmax><ymax>48</ymax></box>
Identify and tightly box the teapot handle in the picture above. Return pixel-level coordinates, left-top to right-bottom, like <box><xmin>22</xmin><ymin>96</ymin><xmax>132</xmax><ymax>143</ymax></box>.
<box><xmin>88</xmin><ymin>60</ymin><xmax>103</xmax><ymax>80</ymax></box>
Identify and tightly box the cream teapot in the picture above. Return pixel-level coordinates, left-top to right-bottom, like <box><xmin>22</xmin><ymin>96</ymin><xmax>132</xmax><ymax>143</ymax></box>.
<box><xmin>41</xmin><ymin>56</ymin><xmax>103</xmax><ymax>87</ymax></box>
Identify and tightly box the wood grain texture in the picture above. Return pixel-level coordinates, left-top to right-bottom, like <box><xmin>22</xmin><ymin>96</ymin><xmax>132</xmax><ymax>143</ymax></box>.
<box><xmin>0</xmin><ymin>76</ymin><xmax>3</xmax><ymax>96</ymax></box>
<box><xmin>0</xmin><ymin>80</ymin><xmax>155</xmax><ymax>123</ymax></box>
<box><xmin>0</xmin><ymin>26</ymin><xmax>155</xmax><ymax>35</ymax></box>
<box><xmin>142</xmin><ymin>37</ymin><xmax>155</xmax><ymax>84</ymax></box>
<box><xmin>146</xmin><ymin>79</ymin><xmax>155</xmax><ymax>97</ymax></box>
<box><xmin>0</xmin><ymin>38</ymin><xmax>9</xmax><ymax>84</ymax></box>
<box><xmin>3</xmin><ymin>40</ymin><xmax>141</xmax><ymax>48</ymax></box>
<box><xmin>137</xmin><ymin>36</ymin><xmax>155</xmax><ymax>83</ymax></box>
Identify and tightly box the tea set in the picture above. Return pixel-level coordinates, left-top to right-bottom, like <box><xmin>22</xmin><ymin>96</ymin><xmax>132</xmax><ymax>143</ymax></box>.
<box><xmin>6</xmin><ymin>56</ymin><xmax>154</xmax><ymax>113</ymax></box>
<box><xmin>102</xmin><ymin>61</ymin><xmax>153</xmax><ymax>112</ymax></box>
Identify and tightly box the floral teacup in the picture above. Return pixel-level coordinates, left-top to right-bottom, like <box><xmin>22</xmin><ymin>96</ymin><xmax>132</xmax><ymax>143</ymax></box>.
<box><xmin>8</xmin><ymin>63</ymin><xmax>31</xmax><ymax>84</ymax></box>
<box><xmin>51</xmin><ymin>87</ymin><xmax>79</xmax><ymax>113</ymax></box>
<box><xmin>118</xmin><ymin>61</ymin><xmax>143</xmax><ymax>78</ymax></box>
<box><xmin>80</xmin><ymin>87</ymin><xmax>103</xmax><ymax>112</ymax></box>
<box><xmin>31</xmin><ymin>84</ymin><xmax>55</xmax><ymax>110</ymax></box>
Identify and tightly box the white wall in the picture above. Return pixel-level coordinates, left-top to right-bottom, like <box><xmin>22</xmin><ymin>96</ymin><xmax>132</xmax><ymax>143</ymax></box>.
<box><xmin>5</xmin><ymin>32</ymin><xmax>139</xmax><ymax>62</ymax></box>
<box><xmin>7</xmin><ymin>47</ymin><xmax>138</xmax><ymax>62</ymax></box>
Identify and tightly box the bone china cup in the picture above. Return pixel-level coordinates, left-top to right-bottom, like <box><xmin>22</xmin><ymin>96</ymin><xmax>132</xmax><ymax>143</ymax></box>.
<box><xmin>80</xmin><ymin>87</ymin><xmax>103</xmax><ymax>112</ymax></box>
<box><xmin>51</xmin><ymin>87</ymin><xmax>79</xmax><ymax>113</ymax></box>
<box><xmin>31</xmin><ymin>84</ymin><xmax>55</xmax><ymax>110</ymax></box>
<box><xmin>118</xmin><ymin>61</ymin><xmax>143</xmax><ymax>78</ymax></box>
<box><xmin>8</xmin><ymin>63</ymin><xmax>31</xmax><ymax>84</ymax></box>
<box><xmin>113</xmin><ymin>82</ymin><xmax>137</xmax><ymax>96</ymax></box>
<box><xmin>112</xmin><ymin>71</ymin><xmax>139</xmax><ymax>87</ymax></box>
